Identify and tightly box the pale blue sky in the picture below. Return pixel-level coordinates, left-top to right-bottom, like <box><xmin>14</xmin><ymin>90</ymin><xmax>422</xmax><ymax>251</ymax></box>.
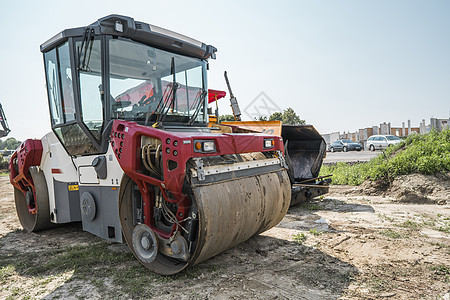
<box><xmin>0</xmin><ymin>0</ymin><xmax>449</xmax><ymax>141</ymax></box>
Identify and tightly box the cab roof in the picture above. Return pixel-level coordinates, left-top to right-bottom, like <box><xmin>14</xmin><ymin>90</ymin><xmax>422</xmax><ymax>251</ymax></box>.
<box><xmin>40</xmin><ymin>14</ymin><xmax>217</xmax><ymax>60</ymax></box>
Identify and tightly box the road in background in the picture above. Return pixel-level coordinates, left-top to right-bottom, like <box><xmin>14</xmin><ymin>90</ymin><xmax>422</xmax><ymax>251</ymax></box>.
<box><xmin>323</xmin><ymin>150</ymin><xmax>380</xmax><ymax>163</ymax></box>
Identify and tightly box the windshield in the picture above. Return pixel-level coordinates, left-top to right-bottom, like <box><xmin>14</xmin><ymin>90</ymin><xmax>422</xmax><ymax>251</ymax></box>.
<box><xmin>386</xmin><ymin>135</ymin><xmax>400</xmax><ymax>141</ymax></box>
<box><xmin>342</xmin><ymin>139</ymin><xmax>355</xmax><ymax>143</ymax></box>
<box><xmin>109</xmin><ymin>38</ymin><xmax>206</xmax><ymax>124</ymax></box>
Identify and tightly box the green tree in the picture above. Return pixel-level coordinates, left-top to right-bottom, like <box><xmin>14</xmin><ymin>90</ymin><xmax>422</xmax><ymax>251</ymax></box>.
<box><xmin>255</xmin><ymin>115</ymin><xmax>268</xmax><ymax>121</ymax></box>
<box><xmin>0</xmin><ymin>153</ymin><xmax>7</xmax><ymax>170</ymax></box>
<box><xmin>268</xmin><ymin>112</ymin><xmax>282</xmax><ymax>121</ymax></box>
<box><xmin>2</xmin><ymin>137</ymin><xmax>21</xmax><ymax>150</ymax></box>
<box><xmin>219</xmin><ymin>114</ymin><xmax>236</xmax><ymax>122</ymax></box>
<box><xmin>281</xmin><ymin>107</ymin><xmax>305</xmax><ymax>125</ymax></box>
<box><xmin>266</xmin><ymin>108</ymin><xmax>305</xmax><ymax>125</ymax></box>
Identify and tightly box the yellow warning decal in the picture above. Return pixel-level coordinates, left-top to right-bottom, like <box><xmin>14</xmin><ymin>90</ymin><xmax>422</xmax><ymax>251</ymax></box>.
<box><xmin>68</xmin><ymin>184</ymin><xmax>79</xmax><ymax>191</ymax></box>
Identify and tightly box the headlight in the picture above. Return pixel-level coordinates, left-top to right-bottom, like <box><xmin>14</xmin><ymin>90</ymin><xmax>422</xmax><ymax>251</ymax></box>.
<box><xmin>264</xmin><ymin>138</ymin><xmax>274</xmax><ymax>149</ymax></box>
<box><xmin>203</xmin><ymin>141</ymin><xmax>215</xmax><ymax>152</ymax></box>
<box><xmin>194</xmin><ymin>140</ymin><xmax>216</xmax><ymax>153</ymax></box>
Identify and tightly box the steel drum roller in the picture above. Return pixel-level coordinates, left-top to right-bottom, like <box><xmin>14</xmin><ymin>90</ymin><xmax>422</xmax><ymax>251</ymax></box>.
<box><xmin>120</xmin><ymin>168</ymin><xmax>291</xmax><ymax>275</ymax></box>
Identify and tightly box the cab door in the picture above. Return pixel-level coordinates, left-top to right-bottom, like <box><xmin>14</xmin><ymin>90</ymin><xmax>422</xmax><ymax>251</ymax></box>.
<box><xmin>43</xmin><ymin>38</ymin><xmax>104</xmax><ymax>157</ymax></box>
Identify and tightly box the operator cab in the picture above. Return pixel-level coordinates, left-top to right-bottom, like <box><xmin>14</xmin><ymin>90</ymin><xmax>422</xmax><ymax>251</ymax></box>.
<box><xmin>41</xmin><ymin>15</ymin><xmax>216</xmax><ymax>156</ymax></box>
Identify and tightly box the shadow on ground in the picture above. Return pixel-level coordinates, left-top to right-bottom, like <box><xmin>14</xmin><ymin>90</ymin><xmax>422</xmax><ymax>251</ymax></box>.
<box><xmin>278</xmin><ymin>197</ymin><xmax>375</xmax><ymax>233</ymax></box>
<box><xmin>0</xmin><ymin>213</ymin><xmax>358</xmax><ymax>299</ymax></box>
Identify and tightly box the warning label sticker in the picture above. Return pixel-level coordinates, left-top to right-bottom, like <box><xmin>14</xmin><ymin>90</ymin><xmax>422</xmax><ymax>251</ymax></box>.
<box><xmin>68</xmin><ymin>185</ymin><xmax>79</xmax><ymax>191</ymax></box>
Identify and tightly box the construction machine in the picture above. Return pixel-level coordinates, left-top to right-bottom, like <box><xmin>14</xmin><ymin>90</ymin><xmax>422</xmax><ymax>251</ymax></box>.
<box><xmin>0</xmin><ymin>103</ymin><xmax>10</xmax><ymax>138</ymax></box>
<box><xmin>9</xmin><ymin>15</ymin><xmax>292</xmax><ymax>275</ymax></box>
<box><xmin>209</xmin><ymin>74</ymin><xmax>330</xmax><ymax>206</ymax></box>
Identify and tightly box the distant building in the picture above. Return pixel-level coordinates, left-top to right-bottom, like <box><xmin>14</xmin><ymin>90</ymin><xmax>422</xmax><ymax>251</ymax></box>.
<box><xmin>322</xmin><ymin>132</ymin><xmax>339</xmax><ymax>146</ymax></box>
<box><xmin>321</xmin><ymin>117</ymin><xmax>449</xmax><ymax>149</ymax></box>
<box><xmin>380</xmin><ymin>122</ymin><xmax>391</xmax><ymax>135</ymax></box>
<box><xmin>430</xmin><ymin>118</ymin><xmax>449</xmax><ymax>132</ymax></box>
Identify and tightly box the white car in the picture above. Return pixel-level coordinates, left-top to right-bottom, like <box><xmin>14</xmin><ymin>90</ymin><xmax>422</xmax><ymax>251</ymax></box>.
<box><xmin>367</xmin><ymin>135</ymin><xmax>402</xmax><ymax>151</ymax></box>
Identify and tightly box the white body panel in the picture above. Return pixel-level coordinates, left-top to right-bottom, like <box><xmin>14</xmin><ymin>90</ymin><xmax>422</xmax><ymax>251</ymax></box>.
<box><xmin>78</xmin><ymin>166</ymin><xmax>99</xmax><ymax>184</ymax></box>
<box><xmin>40</xmin><ymin>132</ymin><xmax>78</xmax><ymax>219</ymax></box>
<box><xmin>39</xmin><ymin>131</ymin><xmax>124</xmax><ymax>224</ymax></box>
<box><xmin>72</xmin><ymin>147</ymin><xmax>124</xmax><ymax>187</ymax></box>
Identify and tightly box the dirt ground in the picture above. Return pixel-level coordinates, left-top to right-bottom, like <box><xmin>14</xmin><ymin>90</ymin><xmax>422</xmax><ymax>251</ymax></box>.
<box><xmin>0</xmin><ymin>174</ymin><xmax>449</xmax><ymax>300</ymax></box>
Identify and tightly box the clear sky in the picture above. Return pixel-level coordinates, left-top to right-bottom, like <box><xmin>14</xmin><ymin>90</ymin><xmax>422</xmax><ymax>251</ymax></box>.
<box><xmin>0</xmin><ymin>0</ymin><xmax>449</xmax><ymax>141</ymax></box>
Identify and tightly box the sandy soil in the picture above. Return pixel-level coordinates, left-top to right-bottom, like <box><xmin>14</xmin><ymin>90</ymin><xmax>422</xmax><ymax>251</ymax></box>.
<box><xmin>0</xmin><ymin>174</ymin><xmax>449</xmax><ymax>299</ymax></box>
<box><xmin>351</xmin><ymin>172</ymin><xmax>450</xmax><ymax>205</ymax></box>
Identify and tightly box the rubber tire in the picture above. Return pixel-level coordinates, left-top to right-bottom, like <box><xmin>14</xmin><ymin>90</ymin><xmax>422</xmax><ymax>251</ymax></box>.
<box><xmin>343</xmin><ymin>146</ymin><xmax>347</xmax><ymax>152</ymax></box>
<box><xmin>15</xmin><ymin>166</ymin><xmax>53</xmax><ymax>232</ymax></box>
<box><xmin>369</xmin><ymin>144</ymin><xmax>375</xmax><ymax>151</ymax></box>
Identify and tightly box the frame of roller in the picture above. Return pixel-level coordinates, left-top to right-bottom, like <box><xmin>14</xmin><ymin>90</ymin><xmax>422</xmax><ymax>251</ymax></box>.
<box><xmin>9</xmin><ymin>15</ymin><xmax>291</xmax><ymax>275</ymax></box>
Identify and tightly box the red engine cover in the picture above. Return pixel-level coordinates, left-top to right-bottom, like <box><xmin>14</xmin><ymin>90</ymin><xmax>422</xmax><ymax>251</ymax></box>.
<box><xmin>110</xmin><ymin>120</ymin><xmax>284</xmax><ymax>238</ymax></box>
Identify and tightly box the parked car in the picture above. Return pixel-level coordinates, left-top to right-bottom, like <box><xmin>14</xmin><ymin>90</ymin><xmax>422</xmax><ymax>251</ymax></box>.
<box><xmin>329</xmin><ymin>139</ymin><xmax>363</xmax><ymax>152</ymax></box>
<box><xmin>366</xmin><ymin>135</ymin><xmax>402</xmax><ymax>151</ymax></box>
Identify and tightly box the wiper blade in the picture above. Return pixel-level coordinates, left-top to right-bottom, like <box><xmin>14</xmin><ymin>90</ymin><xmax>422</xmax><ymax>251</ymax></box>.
<box><xmin>78</xmin><ymin>28</ymin><xmax>95</xmax><ymax>71</ymax></box>
<box><xmin>145</xmin><ymin>82</ymin><xmax>179</xmax><ymax>127</ymax></box>
<box><xmin>188</xmin><ymin>90</ymin><xmax>207</xmax><ymax>126</ymax></box>
<box><xmin>159</xmin><ymin>85</ymin><xmax>179</xmax><ymax>123</ymax></box>
<box><xmin>149</xmin><ymin>57</ymin><xmax>179</xmax><ymax>127</ymax></box>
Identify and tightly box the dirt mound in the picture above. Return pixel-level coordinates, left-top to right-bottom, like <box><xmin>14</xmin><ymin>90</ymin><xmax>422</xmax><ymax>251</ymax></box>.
<box><xmin>349</xmin><ymin>173</ymin><xmax>450</xmax><ymax>204</ymax></box>
<box><xmin>356</xmin><ymin>179</ymin><xmax>390</xmax><ymax>196</ymax></box>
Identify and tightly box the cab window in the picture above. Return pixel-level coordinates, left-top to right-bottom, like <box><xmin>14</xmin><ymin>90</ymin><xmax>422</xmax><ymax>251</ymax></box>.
<box><xmin>44</xmin><ymin>49</ymin><xmax>64</xmax><ymax>125</ymax></box>
<box><xmin>76</xmin><ymin>38</ymin><xmax>104</xmax><ymax>142</ymax></box>
<box><xmin>58</xmin><ymin>43</ymin><xmax>76</xmax><ymax>122</ymax></box>
<box><xmin>43</xmin><ymin>40</ymin><xmax>101</xmax><ymax>156</ymax></box>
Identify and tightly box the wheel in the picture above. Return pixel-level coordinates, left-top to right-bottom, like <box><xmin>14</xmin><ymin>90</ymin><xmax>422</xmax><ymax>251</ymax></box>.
<box><xmin>343</xmin><ymin>146</ymin><xmax>348</xmax><ymax>152</ymax></box>
<box><xmin>369</xmin><ymin>144</ymin><xmax>375</xmax><ymax>151</ymax></box>
<box><xmin>14</xmin><ymin>166</ymin><xmax>53</xmax><ymax>232</ymax></box>
<box><xmin>119</xmin><ymin>175</ymin><xmax>189</xmax><ymax>275</ymax></box>
<box><xmin>330</xmin><ymin>147</ymin><xmax>334</xmax><ymax>153</ymax></box>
